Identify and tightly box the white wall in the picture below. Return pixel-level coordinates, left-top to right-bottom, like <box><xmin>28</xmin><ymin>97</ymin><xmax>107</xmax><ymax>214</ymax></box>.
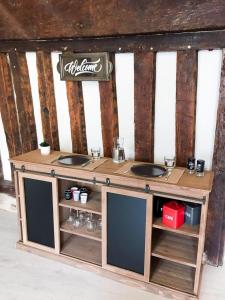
<box><xmin>0</xmin><ymin>50</ymin><xmax>222</xmax><ymax>179</ymax></box>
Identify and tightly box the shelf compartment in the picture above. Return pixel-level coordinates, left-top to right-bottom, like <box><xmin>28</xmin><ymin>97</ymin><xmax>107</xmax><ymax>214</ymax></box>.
<box><xmin>150</xmin><ymin>257</ymin><xmax>195</xmax><ymax>294</ymax></box>
<box><xmin>59</xmin><ymin>192</ymin><xmax>101</xmax><ymax>215</ymax></box>
<box><xmin>61</xmin><ymin>234</ymin><xmax>102</xmax><ymax>266</ymax></box>
<box><xmin>153</xmin><ymin>218</ymin><xmax>199</xmax><ymax>238</ymax></box>
<box><xmin>60</xmin><ymin>221</ymin><xmax>102</xmax><ymax>242</ymax></box>
<box><xmin>152</xmin><ymin>229</ymin><xmax>198</xmax><ymax>267</ymax></box>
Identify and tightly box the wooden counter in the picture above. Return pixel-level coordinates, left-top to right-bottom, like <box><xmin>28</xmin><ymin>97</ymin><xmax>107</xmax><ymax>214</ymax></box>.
<box><xmin>11</xmin><ymin>150</ymin><xmax>213</xmax><ymax>300</ymax></box>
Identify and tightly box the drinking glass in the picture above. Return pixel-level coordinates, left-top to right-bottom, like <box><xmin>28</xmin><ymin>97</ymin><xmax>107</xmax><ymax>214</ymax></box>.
<box><xmin>86</xmin><ymin>213</ymin><xmax>96</xmax><ymax>232</ymax></box>
<box><xmin>73</xmin><ymin>210</ymin><xmax>81</xmax><ymax>228</ymax></box>
<box><xmin>96</xmin><ymin>217</ymin><xmax>102</xmax><ymax>231</ymax></box>
<box><xmin>164</xmin><ymin>156</ymin><xmax>176</xmax><ymax>171</ymax></box>
<box><xmin>66</xmin><ymin>208</ymin><xmax>74</xmax><ymax>225</ymax></box>
<box><xmin>91</xmin><ymin>147</ymin><xmax>101</xmax><ymax>160</ymax></box>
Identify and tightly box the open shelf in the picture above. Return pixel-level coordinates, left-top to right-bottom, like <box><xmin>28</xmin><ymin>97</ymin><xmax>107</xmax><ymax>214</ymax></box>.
<box><xmin>152</xmin><ymin>229</ymin><xmax>198</xmax><ymax>267</ymax></box>
<box><xmin>150</xmin><ymin>257</ymin><xmax>195</xmax><ymax>294</ymax></box>
<box><xmin>59</xmin><ymin>192</ymin><xmax>101</xmax><ymax>215</ymax></box>
<box><xmin>61</xmin><ymin>235</ymin><xmax>102</xmax><ymax>266</ymax></box>
<box><xmin>153</xmin><ymin>218</ymin><xmax>199</xmax><ymax>238</ymax></box>
<box><xmin>60</xmin><ymin>221</ymin><xmax>102</xmax><ymax>241</ymax></box>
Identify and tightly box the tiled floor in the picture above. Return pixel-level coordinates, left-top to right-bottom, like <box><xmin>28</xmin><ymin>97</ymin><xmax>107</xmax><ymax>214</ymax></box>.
<box><xmin>0</xmin><ymin>208</ymin><xmax>224</xmax><ymax>300</ymax></box>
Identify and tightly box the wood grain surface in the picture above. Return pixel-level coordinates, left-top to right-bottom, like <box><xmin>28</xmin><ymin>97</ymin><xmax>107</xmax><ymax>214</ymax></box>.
<box><xmin>205</xmin><ymin>50</ymin><xmax>225</xmax><ymax>266</ymax></box>
<box><xmin>8</xmin><ymin>51</ymin><xmax>37</xmax><ymax>153</ymax></box>
<box><xmin>66</xmin><ymin>81</ymin><xmax>87</xmax><ymax>154</ymax></box>
<box><xmin>134</xmin><ymin>52</ymin><xmax>156</xmax><ymax>162</ymax></box>
<box><xmin>0</xmin><ymin>1</ymin><xmax>225</xmax><ymax>39</ymax></box>
<box><xmin>99</xmin><ymin>54</ymin><xmax>119</xmax><ymax>157</ymax></box>
<box><xmin>0</xmin><ymin>53</ymin><xmax>22</xmax><ymax>156</ymax></box>
<box><xmin>176</xmin><ymin>50</ymin><xmax>197</xmax><ymax>167</ymax></box>
<box><xmin>36</xmin><ymin>51</ymin><xmax>59</xmax><ymax>150</ymax></box>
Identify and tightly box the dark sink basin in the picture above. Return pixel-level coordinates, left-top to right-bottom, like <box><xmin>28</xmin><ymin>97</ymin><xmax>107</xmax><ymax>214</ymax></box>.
<box><xmin>130</xmin><ymin>164</ymin><xmax>167</xmax><ymax>177</ymax></box>
<box><xmin>57</xmin><ymin>155</ymin><xmax>90</xmax><ymax>166</ymax></box>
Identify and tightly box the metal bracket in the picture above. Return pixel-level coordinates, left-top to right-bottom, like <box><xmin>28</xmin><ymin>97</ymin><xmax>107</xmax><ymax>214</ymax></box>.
<box><xmin>21</xmin><ymin>165</ymin><xmax>25</xmax><ymax>172</ymax></box>
<box><xmin>50</xmin><ymin>170</ymin><xmax>55</xmax><ymax>177</ymax></box>
<box><xmin>144</xmin><ymin>184</ymin><xmax>151</xmax><ymax>193</ymax></box>
<box><xmin>106</xmin><ymin>178</ymin><xmax>111</xmax><ymax>186</ymax></box>
<box><xmin>92</xmin><ymin>177</ymin><xmax>96</xmax><ymax>185</ymax></box>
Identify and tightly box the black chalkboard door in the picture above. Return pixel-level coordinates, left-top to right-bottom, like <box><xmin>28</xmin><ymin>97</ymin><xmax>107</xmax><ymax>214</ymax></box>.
<box><xmin>19</xmin><ymin>173</ymin><xmax>59</xmax><ymax>253</ymax></box>
<box><xmin>102</xmin><ymin>186</ymin><xmax>152</xmax><ymax>281</ymax></box>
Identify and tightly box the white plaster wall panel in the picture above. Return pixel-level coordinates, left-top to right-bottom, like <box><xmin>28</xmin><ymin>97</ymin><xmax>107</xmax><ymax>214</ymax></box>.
<box><xmin>82</xmin><ymin>81</ymin><xmax>103</xmax><ymax>156</ymax></box>
<box><xmin>26</xmin><ymin>52</ymin><xmax>44</xmax><ymax>145</ymax></box>
<box><xmin>51</xmin><ymin>52</ymin><xmax>72</xmax><ymax>152</ymax></box>
<box><xmin>195</xmin><ymin>50</ymin><xmax>222</xmax><ymax>170</ymax></box>
<box><xmin>0</xmin><ymin>113</ymin><xmax>11</xmax><ymax>180</ymax></box>
<box><xmin>115</xmin><ymin>53</ymin><xmax>135</xmax><ymax>159</ymax></box>
<box><xmin>154</xmin><ymin>52</ymin><xmax>177</xmax><ymax>164</ymax></box>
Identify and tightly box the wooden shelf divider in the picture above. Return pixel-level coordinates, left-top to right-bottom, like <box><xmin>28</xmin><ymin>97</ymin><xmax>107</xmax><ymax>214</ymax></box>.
<box><xmin>59</xmin><ymin>191</ymin><xmax>102</xmax><ymax>215</ymax></box>
<box><xmin>60</xmin><ymin>221</ymin><xmax>102</xmax><ymax>242</ymax></box>
<box><xmin>152</xmin><ymin>230</ymin><xmax>198</xmax><ymax>268</ymax></box>
<box><xmin>153</xmin><ymin>218</ymin><xmax>200</xmax><ymax>238</ymax></box>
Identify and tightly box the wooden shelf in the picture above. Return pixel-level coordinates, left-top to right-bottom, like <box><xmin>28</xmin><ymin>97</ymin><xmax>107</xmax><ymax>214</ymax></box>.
<box><xmin>60</xmin><ymin>221</ymin><xmax>102</xmax><ymax>241</ymax></box>
<box><xmin>152</xmin><ymin>230</ymin><xmax>198</xmax><ymax>267</ymax></box>
<box><xmin>59</xmin><ymin>192</ymin><xmax>101</xmax><ymax>215</ymax></box>
<box><xmin>150</xmin><ymin>258</ymin><xmax>195</xmax><ymax>294</ymax></box>
<box><xmin>61</xmin><ymin>235</ymin><xmax>102</xmax><ymax>266</ymax></box>
<box><xmin>153</xmin><ymin>218</ymin><xmax>199</xmax><ymax>238</ymax></box>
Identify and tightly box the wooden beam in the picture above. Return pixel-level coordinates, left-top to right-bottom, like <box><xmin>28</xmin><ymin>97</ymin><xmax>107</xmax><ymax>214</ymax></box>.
<box><xmin>8</xmin><ymin>51</ymin><xmax>37</xmax><ymax>153</ymax></box>
<box><xmin>99</xmin><ymin>54</ymin><xmax>119</xmax><ymax>157</ymax></box>
<box><xmin>36</xmin><ymin>51</ymin><xmax>59</xmax><ymax>150</ymax></box>
<box><xmin>134</xmin><ymin>52</ymin><xmax>156</xmax><ymax>162</ymax></box>
<box><xmin>205</xmin><ymin>49</ymin><xmax>225</xmax><ymax>266</ymax></box>
<box><xmin>0</xmin><ymin>1</ymin><xmax>225</xmax><ymax>39</ymax></box>
<box><xmin>66</xmin><ymin>81</ymin><xmax>87</xmax><ymax>154</ymax></box>
<box><xmin>176</xmin><ymin>50</ymin><xmax>197</xmax><ymax>167</ymax></box>
<box><xmin>0</xmin><ymin>53</ymin><xmax>22</xmax><ymax>157</ymax></box>
<box><xmin>1</xmin><ymin>30</ymin><xmax>225</xmax><ymax>52</ymax></box>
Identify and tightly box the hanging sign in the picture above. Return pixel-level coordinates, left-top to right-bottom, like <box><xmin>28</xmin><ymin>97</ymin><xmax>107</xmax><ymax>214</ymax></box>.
<box><xmin>58</xmin><ymin>52</ymin><xmax>113</xmax><ymax>81</ymax></box>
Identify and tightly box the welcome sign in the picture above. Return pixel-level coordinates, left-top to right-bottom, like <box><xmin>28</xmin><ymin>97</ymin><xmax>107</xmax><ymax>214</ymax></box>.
<box><xmin>58</xmin><ymin>52</ymin><xmax>113</xmax><ymax>81</ymax></box>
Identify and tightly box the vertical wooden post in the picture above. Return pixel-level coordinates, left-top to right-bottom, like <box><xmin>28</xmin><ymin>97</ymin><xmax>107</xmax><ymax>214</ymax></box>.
<box><xmin>134</xmin><ymin>52</ymin><xmax>156</xmax><ymax>162</ymax></box>
<box><xmin>0</xmin><ymin>53</ymin><xmax>22</xmax><ymax>156</ymax></box>
<box><xmin>99</xmin><ymin>54</ymin><xmax>119</xmax><ymax>157</ymax></box>
<box><xmin>66</xmin><ymin>81</ymin><xmax>87</xmax><ymax>154</ymax></box>
<box><xmin>36</xmin><ymin>51</ymin><xmax>60</xmax><ymax>150</ymax></box>
<box><xmin>205</xmin><ymin>49</ymin><xmax>225</xmax><ymax>266</ymax></box>
<box><xmin>8</xmin><ymin>51</ymin><xmax>37</xmax><ymax>153</ymax></box>
<box><xmin>176</xmin><ymin>50</ymin><xmax>198</xmax><ymax>167</ymax></box>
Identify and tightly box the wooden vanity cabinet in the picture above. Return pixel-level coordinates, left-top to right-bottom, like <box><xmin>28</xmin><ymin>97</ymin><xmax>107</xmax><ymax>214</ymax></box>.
<box><xmin>12</xmin><ymin>150</ymin><xmax>213</xmax><ymax>300</ymax></box>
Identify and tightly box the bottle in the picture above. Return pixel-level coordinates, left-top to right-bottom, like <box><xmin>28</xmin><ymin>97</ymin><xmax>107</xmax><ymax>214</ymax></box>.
<box><xmin>196</xmin><ymin>160</ymin><xmax>205</xmax><ymax>177</ymax></box>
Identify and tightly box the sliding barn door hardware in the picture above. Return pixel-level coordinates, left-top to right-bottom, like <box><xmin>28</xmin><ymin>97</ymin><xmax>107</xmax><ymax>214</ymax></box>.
<box><xmin>105</xmin><ymin>178</ymin><xmax>111</xmax><ymax>186</ymax></box>
<box><xmin>13</xmin><ymin>167</ymin><xmax>206</xmax><ymax>203</ymax></box>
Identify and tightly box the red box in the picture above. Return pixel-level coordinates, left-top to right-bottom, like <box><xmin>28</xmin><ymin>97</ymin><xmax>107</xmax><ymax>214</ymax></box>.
<box><xmin>162</xmin><ymin>201</ymin><xmax>184</xmax><ymax>229</ymax></box>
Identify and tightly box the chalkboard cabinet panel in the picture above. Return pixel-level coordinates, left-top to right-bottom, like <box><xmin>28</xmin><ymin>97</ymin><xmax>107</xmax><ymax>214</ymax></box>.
<box><xmin>18</xmin><ymin>172</ymin><xmax>59</xmax><ymax>253</ymax></box>
<box><xmin>102</xmin><ymin>186</ymin><xmax>152</xmax><ymax>282</ymax></box>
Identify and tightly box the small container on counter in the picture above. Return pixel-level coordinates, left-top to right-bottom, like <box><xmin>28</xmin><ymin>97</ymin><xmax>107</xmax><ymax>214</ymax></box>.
<box><xmin>187</xmin><ymin>157</ymin><xmax>195</xmax><ymax>174</ymax></box>
<box><xmin>185</xmin><ymin>203</ymin><xmax>201</xmax><ymax>225</ymax></box>
<box><xmin>71</xmin><ymin>186</ymin><xmax>79</xmax><ymax>193</ymax></box>
<box><xmin>80</xmin><ymin>193</ymin><xmax>88</xmax><ymax>204</ymax></box>
<box><xmin>196</xmin><ymin>159</ymin><xmax>205</xmax><ymax>177</ymax></box>
<box><xmin>64</xmin><ymin>190</ymin><xmax>72</xmax><ymax>200</ymax></box>
<box><xmin>162</xmin><ymin>201</ymin><xmax>185</xmax><ymax>229</ymax></box>
<box><xmin>73</xmin><ymin>190</ymin><xmax>80</xmax><ymax>202</ymax></box>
